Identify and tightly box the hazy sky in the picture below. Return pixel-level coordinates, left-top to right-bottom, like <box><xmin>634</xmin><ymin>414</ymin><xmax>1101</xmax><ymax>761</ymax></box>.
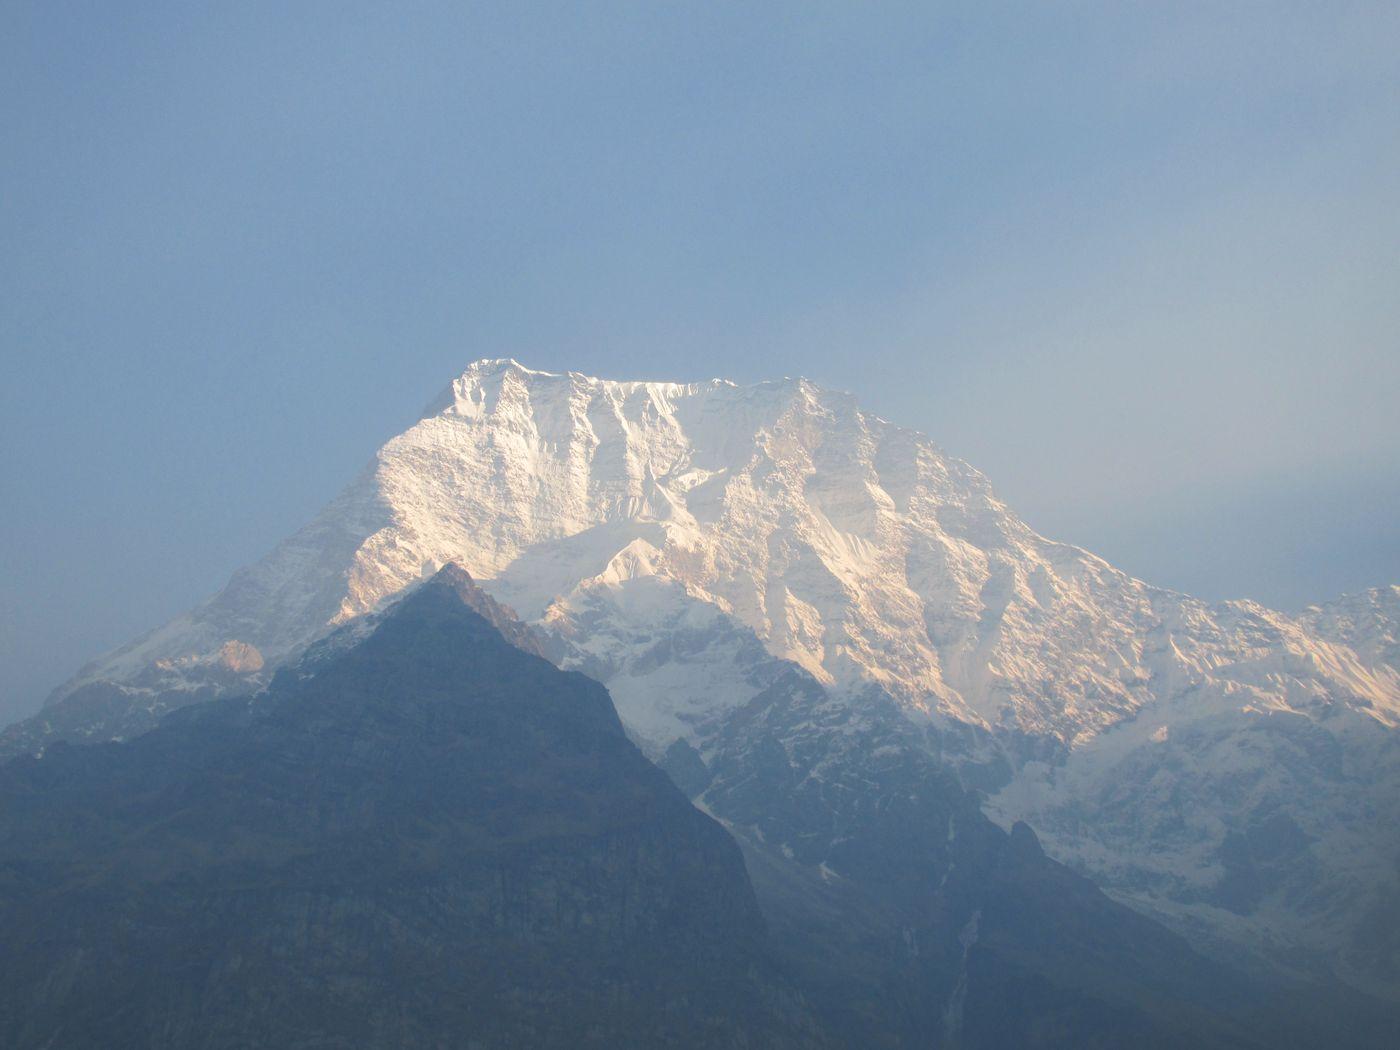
<box><xmin>3</xmin><ymin>2</ymin><xmax>1399</xmax><ymax>724</ymax></box>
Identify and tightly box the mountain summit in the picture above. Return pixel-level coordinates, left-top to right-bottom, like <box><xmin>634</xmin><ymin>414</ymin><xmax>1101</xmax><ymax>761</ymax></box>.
<box><xmin>7</xmin><ymin>359</ymin><xmax>1400</xmax><ymax>998</ymax></box>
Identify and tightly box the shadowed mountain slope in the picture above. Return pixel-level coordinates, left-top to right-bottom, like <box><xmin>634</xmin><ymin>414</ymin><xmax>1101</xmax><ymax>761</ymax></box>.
<box><xmin>0</xmin><ymin>566</ymin><xmax>821</xmax><ymax>1049</ymax></box>
<box><xmin>679</xmin><ymin>667</ymin><xmax>1399</xmax><ymax>1049</ymax></box>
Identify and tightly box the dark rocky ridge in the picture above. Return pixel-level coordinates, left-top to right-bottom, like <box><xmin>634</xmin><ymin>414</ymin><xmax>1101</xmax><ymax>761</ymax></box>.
<box><xmin>0</xmin><ymin>566</ymin><xmax>821</xmax><ymax>1048</ymax></box>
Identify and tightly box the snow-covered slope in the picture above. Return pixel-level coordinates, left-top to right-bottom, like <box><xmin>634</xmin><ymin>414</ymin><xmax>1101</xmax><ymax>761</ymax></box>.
<box><xmin>1302</xmin><ymin>586</ymin><xmax>1400</xmax><ymax>676</ymax></box>
<box><xmin>12</xmin><ymin>358</ymin><xmax>1400</xmax><ymax>995</ymax></box>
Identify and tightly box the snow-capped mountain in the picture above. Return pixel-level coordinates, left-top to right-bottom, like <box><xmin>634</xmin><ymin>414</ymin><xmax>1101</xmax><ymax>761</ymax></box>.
<box><xmin>9</xmin><ymin>358</ymin><xmax>1400</xmax><ymax>996</ymax></box>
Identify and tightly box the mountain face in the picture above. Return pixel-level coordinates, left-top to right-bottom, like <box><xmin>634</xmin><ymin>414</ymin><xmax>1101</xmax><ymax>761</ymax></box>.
<box><xmin>8</xmin><ymin>358</ymin><xmax>1400</xmax><ymax>998</ymax></box>
<box><xmin>0</xmin><ymin>566</ymin><xmax>822</xmax><ymax>1049</ymax></box>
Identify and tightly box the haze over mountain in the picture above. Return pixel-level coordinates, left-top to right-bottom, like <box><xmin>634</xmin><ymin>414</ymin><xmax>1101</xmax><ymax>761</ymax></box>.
<box><xmin>6</xmin><ymin>359</ymin><xmax>1399</xmax><ymax>1009</ymax></box>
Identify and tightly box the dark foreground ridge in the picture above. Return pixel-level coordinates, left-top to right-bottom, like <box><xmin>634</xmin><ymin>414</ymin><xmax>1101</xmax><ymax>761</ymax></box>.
<box><xmin>0</xmin><ymin>566</ymin><xmax>819</xmax><ymax>1048</ymax></box>
<box><xmin>1</xmin><ymin>566</ymin><xmax>1391</xmax><ymax>1047</ymax></box>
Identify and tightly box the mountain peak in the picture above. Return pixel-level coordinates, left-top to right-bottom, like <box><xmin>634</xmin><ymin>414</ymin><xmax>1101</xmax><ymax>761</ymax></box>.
<box><xmin>402</xmin><ymin>562</ymin><xmax>547</xmax><ymax>659</ymax></box>
<box><xmin>420</xmin><ymin>359</ymin><xmax>840</xmax><ymax>427</ymax></box>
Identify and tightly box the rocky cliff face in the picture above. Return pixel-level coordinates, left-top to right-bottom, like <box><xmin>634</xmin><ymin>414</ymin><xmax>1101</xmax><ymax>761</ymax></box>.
<box><xmin>7</xmin><ymin>358</ymin><xmax>1399</xmax><ymax>997</ymax></box>
<box><xmin>0</xmin><ymin>566</ymin><xmax>820</xmax><ymax>1049</ymax></box>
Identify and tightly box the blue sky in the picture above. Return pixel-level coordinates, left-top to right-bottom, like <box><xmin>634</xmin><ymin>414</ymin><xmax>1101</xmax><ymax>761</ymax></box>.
<box><xmin>3</xmin><ymin>2</ymin><xmax>1398</xmax><ymax>721</ymax></box>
